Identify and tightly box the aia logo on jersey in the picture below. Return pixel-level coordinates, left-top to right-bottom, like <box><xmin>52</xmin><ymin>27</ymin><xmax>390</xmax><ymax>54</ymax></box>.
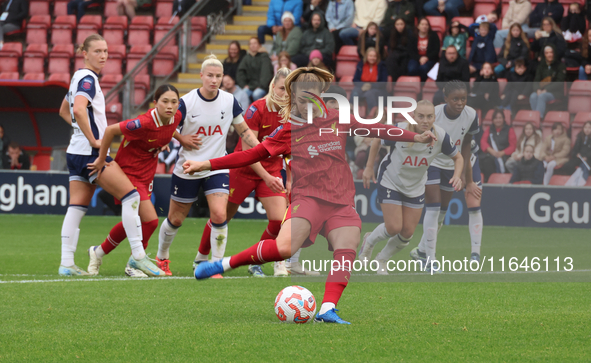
<box><xmin>126</xmin><ymin>119</ymin><xmax>141</xmax><ymax>131</ymax></box>
<box><xmin>246</xmin><ymin>105</ymin><xmax>257</xmax><ymax>119</ymax></box>
<box><xmin>403</xmin><ymin>156</ymin><xmax>428</xmax><ymax>167</ymax></box>
<box><xmin>196</xmin><ymin>125</ymin><xmax>223</xmax><ymax>136</ymax></box>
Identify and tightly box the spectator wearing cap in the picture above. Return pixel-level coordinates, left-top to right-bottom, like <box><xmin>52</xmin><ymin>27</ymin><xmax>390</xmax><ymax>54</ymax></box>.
<box><xmin>326</xmin><ymin>0</ymin><xmax>355</xmax><ymax>52</ymax></box>
<box><xmin>271</xmin><ymin>11</ymin><xmax>303</xmax><ymax>57</ymax></box>
<box><xmin>258</xmin><ymin>0</ymin><xmax>303</xmax><ymax>45</ymax></box>
<box><xmin>2</xmin><ymin>142</ymin><xmax>30</xmax><ymax>170</ymax></box>
<box><xmin>292</xmin><ymin>12</ymin><xmax>335</xmax><ymax>67</ymax></box>
<box><xmin>339</xmin><ymin>0</ymin><xmax>387</xmax><ymax>46</ymax></box>
<box><xmin>307</xmin><ymin>49</ymin><xmax>331</xmax><ymax>71</ymax></box>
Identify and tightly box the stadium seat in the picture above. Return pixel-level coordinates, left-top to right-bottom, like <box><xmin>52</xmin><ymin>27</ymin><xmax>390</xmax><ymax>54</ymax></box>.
<box><xmin>49</xmin><ymin>44</ymin><xmax>74</xmax><ymax>74</ymax></box>
<box><xmin>154</xmin><ymin>16</ymin><xmax>179</xmax><ymax>46</ymax></box>
<box><xmin>23</xmin><ymin>73</ymin><xmax>45</xmax><ymax>80</ymax></box>
<box><xmin>487</xmin><ymin>173</ymin><xmax>512</xmax><ymax>184</ymax></box>
<box><xmin>426</xmin><ymin>16</ymin><xmax>446</xmax><ymax>41</ymax></box>
<box><xmin>0</xmin><ymin>43</ymin><xmax>23</xmax><ymax>73</ymax></box>
<box><xmin>51</xmin><ymin>15</ymin><xmax>76</xmax><ymax>45</ymax></box>
<box><xmin>76</xmin><ymin>15</ymin><xmax>103</xmax><ymax>45</ymax></box>
<box><xmin>104</xmin><ymin>0</ymin><xmax>119</xmax><ymax>17</ymax></box>
<box><xmin>103</xmin><ymin>16</ymin><xmax>128</xmax><ymax>45</ymax></box>
<box><xmin>191</xmin><ymin>17</ymin><xmax>207</xmax><ymax>46</ymax></box>
<box><xmin>106</xmin><ymin>102</ymin><xmax>122</xmax><ymax>125</ymax></box>
<box><xmin>512</xmin><ymin>180</ymin><xmax>532</xmax><ymax>185</ymax></box>
<box><xmin>482</xmin><ymin>109</ymin><xmax>512</xmax><ymax>127</ymax></box>
<box><xmin>134</xmin><ymin>74</ymin><xmax>151</xmax><ymax>106</ymax></box>
<box><xmin>103</xmin><ymin>44</ymin><xmax>126</xmax><ymax>75</ymax></box>
<box><xmin>513</xmin><ymin>110</ymin><xmax>541</xmax><ymax>129</ymax></box>
<box><xmin>475</xmin><ymin>3</ymin><xmax>497</xmax><ymax>19</ymax></box>
<box><xmin>421</xmin><ymin>79</ymin><xmax>439</xmax><ymax>103</ymax></box>
<box><xmin>156</xmin><ymin>1</ymin><xmax>173</xmax><ymax>18</ymax></box>
<box><xmin>74</xmin><ymin>53</ymin><xmax>85</xmax><ymax>72</ymax></box>
<box><xmin>451</xmin><ymin>17</ymin><xmax>474</xmax><ymax>28</ymax></box>
<box><xmin>338</xmin><ymin>75</ymin><xmax>354</xmax><ymax>97</ymax></box>
<box><xmin>549</xmin><ymin>175</ymin><xmax>570</xmax><ymax>186</ymax></box>
<box><xmin>568</xmin><ymin>80</ymin><xmax>591</xmax><ymax>114</ymax></box>
<box><xmin>541</xmin><ymin>111</ymin><xmax>570</xmax><ymax>139</ymax></box>
<box><xmin>155</xmin><ymin>163</ymin><xmax>166</xmax><ymax>174</ymax></box>
<box><xmin>394</xmin><ymin>76</ymin><xmax>421</xmax><ymax>105</ymax></box>
<box><xmin>32</xmin><ymin>154</ymin><xmax>51</xmax><ymax>171</ymax></box>
<box><xmin>126</xmin><ymin>45</ymin><xmax>152</xmax><ymax>75</ymax></box>
<box><xmin>152</xmin><ymin>46</ymin><xmax>178</xmax><ymax>76</ymax></box>
<box><xmin>48</xmin><ymin>73</ymin><xmax>71</xmax><ymax>85</ymax></box>
<box><xmin>128</xmin><ymin>16</ymin><xmax>154</xmax><ymax>46</ymax></box>
<box><xmin>0</xmin><ymin>72</ymin><xmax>19</xmax><ymax>80</ymax></box>
<box><xmin>335</xmin><ymin>46</ymin><xmax>359</xmax><ymax>80</ymax></box>
<box><xmin>26</xmin><ymin>15</ymin><xmax>51</xmax><ymax>44</ymax></box>
<box><xmin>23</xmin><ymin>44</ymin><xmax>48</xmax><ymax>74</ymax></box>
<box><xmin>29</xmin><ymin>0</ymin><xmax>50</xmax><ymax>15</ymax></box>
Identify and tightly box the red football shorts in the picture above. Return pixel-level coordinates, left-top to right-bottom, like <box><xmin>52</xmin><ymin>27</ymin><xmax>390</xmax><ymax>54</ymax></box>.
<box><xmin>228</xmin><ymin>169</ymin><xmax>286</xmax><ymax>205</ymax></box>
<box><xmin>284</xmin><ymin>196</ymin><xmax>362</xmax><ymax>248</ymax></box>
<box><xmin>115</xmin><ymin>179</ymin><xmax>153</xmax><ymax>205</ymax></box>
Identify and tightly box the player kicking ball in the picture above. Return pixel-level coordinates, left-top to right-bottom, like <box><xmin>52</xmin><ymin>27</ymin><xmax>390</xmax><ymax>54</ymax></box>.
<box><xmin>182</xmin><ymin>67</ymin><xmax>437</xmax><ymax>324</ymax></box>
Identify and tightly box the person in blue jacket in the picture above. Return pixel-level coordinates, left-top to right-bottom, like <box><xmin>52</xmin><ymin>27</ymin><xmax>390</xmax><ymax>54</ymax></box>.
<box><xmin>468</xmin><ymin>21</ymin><xmax>497</xmax><ymax>74</ymax></box>
<box><xmin>326</xmin><ymin>0</ymin><xmax>355</xmax><ymax>52</ymax></box>
<box><xmin>258</xmin><ymin>0</ymin><xmax>303</xmax><ymax>44</ymax></box>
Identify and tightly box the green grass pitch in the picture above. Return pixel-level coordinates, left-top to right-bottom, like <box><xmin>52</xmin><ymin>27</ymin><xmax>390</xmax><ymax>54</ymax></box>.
<box><xmin>0</xmin><ymin>214</ymin><xmax>590</xmax><ymax>362</ymax></box>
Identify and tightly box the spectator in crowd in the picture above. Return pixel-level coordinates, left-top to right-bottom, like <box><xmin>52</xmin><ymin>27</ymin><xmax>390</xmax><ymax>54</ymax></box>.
<box><xmin>442</xmin><ymin>21</ymin><xmax>469</xmax><ymax>58</ymax></box>
<box><xmin>385</xmin><ymin>18</ymin><xmax>413</xmax><ymax>81</ymax></box>
<box><xmin>351</xmin><ymin>47</ymin><xmax>388</xmax><ymax>117</ymax></box>
<box><xmin>292</xmin><ymin>12</ymin><xmax>334</xmax><ymax>67</ymax></box>
<box><xmin>68</xmin><ymin>0</ymin><xmax>105</xmax><ymax>21</ymax></box>
<box><xmin>158</xmin><ymin>139</ymin><xmax>181</xmax><ymax>172</ymax></box>
<box><xmin>307</xmin><ymin>49</ymin><xmax>331</xmax><ymax>71</ymax></box>
<box><xmin>479</xmin><ymin>108</ymin><xmax>516</xmax><ymax>181</ymax></box>
<box><xmin>468</xmin><ymin>21</ymin><xmax>497</xmax><ymax>74</ymax></box>
<box><xmin>434</xmin><ymin>46</ymin><xmax>470</xmax><ymax>104</ymax></box>
<box><xmin>258</xmin><ymin>0</ymin><xmax>303</xmax><ymax>45</ymax></box>
<box><xmin>495</xmin><ymin>24</ymin><xmax>530</xmax><ymax>76</ymax></box>
<box><xmin>506</xmin><ymin>121</ymin><xmax>543</xmax><ymax>173</ymax></box>
<box><xmin>339</xmin><ymin>0</ymin><xmax>387</xmax><ymax>46</ymax></box>
<box><xmin>529</xmin><ymin>0</ymin><xmax>563</xmax><ymax>29</ymax></box>
<box><xmin>0</xmin><ymin>125</ymin><xmax>9</xmax><ymax>154</ymax></box>
<box><xmin>557</xmin><ymin>121</ymin><xmax>591</xmax><ymax>182</ymax></box>
<box><xmin>408</xmin><ymin>17</ymin><xmax>440</xmax><ymax>81</ymax></box>
<box><xmin>237</xmin><ymin>37</ymin><xmax>274</xmax><ymax>102</ymax></box>
<box><xmin>358</xmin><ymin>21</ymin><xmax>385</xmax><ymax>59</ymax></box>
<box><xmin>494</xmin><ymin>0</ymin><xmax>532</xmax><ymax>47</ymax></box>
<box><xmin>561</xmin><ymin>2</ymin><xmax>585</xmax><ymax>40</ymax></box>
<box><xmin>509</xmin><ymin>144</ymin><xmax>545</xmax><ymax>184</ymax></box>
<box><xmin>301</xmin><ymin>0</ymin><xmax>327</xmax><ymax>30</ymax></box>
<box><xmin>2</xmin><ymin>142</ymin><xmax>30</xmax><ymax>170</ymax></box>
<box><xmin>381</xmin><ymin>0</ymin><xmax>415</xmax><ymax>38</ymax></box>
<box><xmin>500</xmin><ymin>58</ymin><xmax>531</xmax><ymax>110</ymax></box>
<box><xmin>532</xmin><ymin>17</ymin><xmax>566</xmax><ymax>61</ymax></box>
<box><xmin>578</xmin><ymin>28</ymin><xmax>591</xmax><ymax>80</ymax></box>
<box><xmin>172</xmin><ymin>0</ymin><xmax>196</xmax><ymax>17</ymax></box>
<box><xmin>0</xmin><ymin>0</ymin><xmax>28</xmax><ymax>45</ymax></box>
<box><xmin>223</xmin><ymin>41</ymin><xmax>246</xmax><ymax>81</ymax></box>
<box><xmin>540</xmin><ymin>122</ymin><xmax>570</xmax><ymax>185</ymax></box>
<box><xmin>222</xmin><ymin>75</ymin><xmax>251</xmax><ymax>116</ymax></box>
<box><xmin>423</xmin><ymin>0</ymin><xmax>464</xmax><ymax>20</ymax></box>
<box><xmin>271</xmin><ymin>11</ymin><xmax>303</xmax><ymax>57</ymax></box>
<box><xmin>326</xmin><ymin>0</ymin><xmax>355</xmax><ymax>52</ymax></box>
<box><xmin>530</xmin><ymin>44</ymin><xmax>565</xmax><ymax>118</ymax></box>
<box><xmin>274</xmin><ymin>51</ymin><xmax>297</xmax><ymax>72</ymax></box>
<box><xmin>468</xmin><ymin>63</ymin><xmax>500</xmax><ymax>116</ymax></box>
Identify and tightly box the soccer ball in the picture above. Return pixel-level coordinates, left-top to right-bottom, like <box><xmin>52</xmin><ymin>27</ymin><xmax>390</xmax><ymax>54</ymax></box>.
<box><xmin>274</xmin><ymin>286</ymin><xmax>316</xmax><ymax>323</ymax></box>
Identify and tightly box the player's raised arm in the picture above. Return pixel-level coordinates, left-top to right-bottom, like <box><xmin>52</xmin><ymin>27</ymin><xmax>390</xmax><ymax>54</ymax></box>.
<box><xmin>183</xmin><ymin>143</ymin><xmax>272</xmax><ymax>175</ymax></box>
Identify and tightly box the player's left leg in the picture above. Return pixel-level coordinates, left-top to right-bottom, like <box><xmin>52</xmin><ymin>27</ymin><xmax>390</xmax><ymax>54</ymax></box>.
<box><xmin>259</xmin><ymin>195</ymin><xmax>288</xmax><ymax>276</ymax></box>
<box><xmin>465</xmin><ymin>157</ymin><xmax>483</xmax><ymax>262</ymax></box>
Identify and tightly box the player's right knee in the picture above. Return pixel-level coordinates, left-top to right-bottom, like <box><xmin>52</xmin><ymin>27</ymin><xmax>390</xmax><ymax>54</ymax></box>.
<box><xmin>384</xmin><ymin>222</ymin><xmax>401</xmax><ymax>237</ymax></box>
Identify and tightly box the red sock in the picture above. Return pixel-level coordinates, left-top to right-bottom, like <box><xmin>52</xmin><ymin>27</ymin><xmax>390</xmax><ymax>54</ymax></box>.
<box><xmin>260</xmin><ymin>220</ymin><xmax>282</xmax><ymax>241</ymax></box>
<box><xmin>322</xmin><ymin>249</ymin><xmax>356</xmax><ymax>306</ymax></box>
<box><xmin>198</xmin><ymin>220</ymin><xmax>212</xmax><ymax>255</ymax></box>
<box><xmin>141</xmin><ymin>219</ymin><xmax>159</xmax><ymax>250</ymax></box>
<box><xmin>100</xmin><ymin>222</ymin><xmax>127</xmax><ymax>255</ymax></box>
<box><xmin>229</xmin><ymin>239</ymin><xmax>282</xmax><ymax>269</ymax></box>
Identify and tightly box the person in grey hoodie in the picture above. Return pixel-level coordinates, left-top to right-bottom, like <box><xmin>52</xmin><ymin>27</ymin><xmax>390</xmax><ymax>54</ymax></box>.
<box><xmin>237</xmin><ymin>37</ymin><xmax>274</xmax><ymax>101</ymax></box>
<box><xmin>292</xmin><ymin>12</ymin><xmax>335</xmax><ymax>67</ymax></box>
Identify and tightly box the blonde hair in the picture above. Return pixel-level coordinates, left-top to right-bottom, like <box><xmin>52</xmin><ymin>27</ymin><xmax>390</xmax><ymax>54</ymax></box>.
<box><xmin>269</xmin><ymin>67</ymin><xmax>334</xmax><ymax>122</ymax></box>
<box><xmin>201</xmin><ymin>54</ymin><xmax>224</xmax><ymax>73</ymax></box>
<box><xmin>266</xmin><ymin>67</ymin><xmax>292</xmax><ymax>111</ymax></box>
<box><xmin>77</xmin><ymin>34</ymin><xmax>105</xmax><ymax>54</ymax></box>
<box><xmin>363</xmin><ymin>47</ymin><xmax>381</xmax><ymax>63</ymax></box>
<box><xmin>405</xmin><ymin>100</ymin><xmax>436</xmax><ymax>147</ymax></box>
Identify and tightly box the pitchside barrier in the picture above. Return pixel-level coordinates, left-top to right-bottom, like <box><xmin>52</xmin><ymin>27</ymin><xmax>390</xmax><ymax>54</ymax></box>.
<box><xmin>1</xmin><ymin>170</ymin><xmax>589</xmax><ymax>229</ymax></box>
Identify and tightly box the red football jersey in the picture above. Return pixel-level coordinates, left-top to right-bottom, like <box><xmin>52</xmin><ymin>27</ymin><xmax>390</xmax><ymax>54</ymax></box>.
<box><xmin>116</xmin><ymin>108</ymin><xmax>184</xmax><ymax>185</ymax></box>
<box><xmin>234</xmin><ymin>98</ymin><xmax>283</xmax><ymax>178</ymax></box>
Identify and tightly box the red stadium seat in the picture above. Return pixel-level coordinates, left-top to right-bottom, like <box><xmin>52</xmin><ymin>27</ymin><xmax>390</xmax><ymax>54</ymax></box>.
<box><xmin>32</xmin><ymin>154</ymin><xmax>52</xmax><ymax>171</ymax></box>
<box><xmin>23</xmin><ymin>44</ymin><xmax>48</xmax><ymax>74</ymax></box>
<box><xmin>335</xmin><ymin>61</ymin><xmax>357</xmax><ymax>81</ymax></box>
<box><xmin>0</xmin><ymin>72</ymin><xmax>20</xmax><ymax>80</ymax></box>
<box><xmin>394</xmin><ymin>77</ymin><xmax>421</xmax><ymax>107</ymax></box>
<box><xmin>26</xmin><ymin>15</ymin><xmax>50</xmax><ymax>44</ymax></box>
<box><xmin>53</xmin><ymin>0</ymin><xmax>69</xmax><ymax>16</ymax></box>
<box><xmin>542</xmin><ymin>111</ymin><xmax>570</xmax><ymax>139</ymax></box>
<box><xmin>549</xmin><ymin>175</ymin><xmax>570</xmax><ymax>186</ymax></box>
<box><xmin>421</xmin><ymin>79</ymin><xmax>439</xmax><ymax>103</ymax></box>
<box><xmin>152</xmin><ymin>46</ymin><xmax>178</xmax><ymax>76</ymax></box>
<box><xmin>29</xmin><ymin>1</ymin><xmax>50</xmax><ymax>16</ymax></box>
<box><xmin>191</xmin><ymin>17</ymin><xmax>206</xmax><ymax>46</ymax></box>
<box><xmin>51</xmin><ymin>15</ymin><xmax>76</xmax><ymax>45</ymax></box>
<box><xmin>475</xmin><ymin>3</ymin><xmax>497</xmax><ymax>19</ymax></box>
<box><xmin>24</xmin><ymin>73</ymin><xmax>45</xmax><ymax>80</ymax></box>
<box><xmin>154</xmin><ymin>16</ymin><xmax>178</xmax><ymax>46</ymax></box>
<box><xmin>513</xmin><ymin>110</ymin><xmax>541</xmax><ymax>129</ymax></box>
<box><xmin>128</xmin><ymin>16</ymin><xmax>154</xmax><ymax>46</ymax></box>
<box><xmin>155</xmin><ymin>1</ymin><xmax>173</xmax><ymax>18</ymax></box>
<box><xmin>0</xmin><ymin>43</ymin><xmax>23</xmax><ymax>73</ymax></box>
<box><xmin>451</xmin><ymin>17</ymin><xmax>474</xmax><ymax>28</ymax></box>
<box><xmin>568</xmin><ymin>80</ymin><xmax>591</xmax><ymax>114</ymax></box>
<box><xmin>106</xmin><ymin>102</ymin><xmax>122</xmax><ymax>125</ymax></box>
<box><xmin>76</xmin><ymin>15</ymin><xmax>103</xmax><ymax>45</ymax></box>
<box><xmin>512</xmin><ymin>180</ymin><xmax>532</xmax><ymax>185</ymax></box>
<box><xmin>482</xmin><ymin>109</ymin><xmax>512</xmax><ymax>127</ymax></box>
<box><xmin>338</xmin><ymin>75</ymin><xmax>354</xmax><ymax>97</ymax></box>
<box><xmin>156</xmin><ymin>163</ymin><xmax>166</xmax><ymax>174</ymax></box>
<box><xmin>103</xmin><ymin>16</ymin><xmax>128</xmax><ymax>45</ymax></box>
<box><xmin>49</xmin><ymin>44</ymin><xmax>74</xmax><ymax>74</ymax></box>
<box><xmin>487</xmin><ymin>173</ymin><xmax>512</xmax><ymax>184</ymax></box>
<box><xmin>134</xmin><ymin>74</ymin><xmax>151</xmax><ymax>106</ymax></box>
<box><xmin>48</xmin><ymin>73</ymin><xmax>71</xmax><ymax>85</ymax></box>
<box><xmin>126</xmin><ymin>45</ymin><xmax>151</xmax><ymax>74</ymax></box>
<box><xmin>426</xmin><ymin>16</ymin><xmax>446</xmax><ymax>41</ymax></box>
<box><xmin>336</xmin><ymin>45</ymin><xmax>359</xmax><ymax>61</ymax></box>
<box><xmin>104</xmin><ymin>0</ymin><xmax>119</xmax><ymax>17</ymax></box>
<box><xmin>100</xmin><ymin>44</ymin><xmax>126</xmax><ymax>75</ymax></box>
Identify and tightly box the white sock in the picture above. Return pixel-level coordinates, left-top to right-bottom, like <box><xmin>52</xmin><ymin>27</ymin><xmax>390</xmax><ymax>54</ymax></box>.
<box><xmin>419</xmin><ymin>204</ymin><xmax>440</xmax><ymax>261</ymax></box>
<box><xmin>95</xmin><ymin>245</ymin><xmax>105</xmax><ymax>258</ymax></box>
<box><xmin>210</xmin><ymin>221</ymin><xmax>228</xmax><ymax>261</ymax></box>
<box><xmin>543</xmin><ymin>160</ymin><xmax>556</xmax><ymax>185</ymax></box>
<box><xmin>121</xmin><ymin>190</ymin><xmax>144</xmax><ymax>260</ymax></box>
<box><xmin>468</xmin><ymin>207</ymin><xmax>483</xmax><ymax>255</ymax></box>
<box><xmin>319</xmin><ymin>302</ymin><xmax>336</xmax><ymax>315</ymax></box>
<box><xmin>157</xmin><ymin>218</ymin><xmax>180</xmax><ymax>260</ymax></box>
<box><xmin>438</xmin><ymin>208</ymin><xmax>447</xmax><ymax>229</ymax></box>
<box><xmin>291</xmin><ymin>248</ymin><xmax>301</xmax><ymax>263</ymax></box>
<box><xmin>221</xmin><ymin>256</ymin><xmax>232</xmax><ymax>271</ymax></box>
<box><xmin>60</xmin><ymin>205</ymin><xmax>87</xmax><ymax>266</ymax></box>
<box><xmin>375</xmin><ymin>234</ymin><xmax>411</xmax><ymax>261</ymax></box>
<box><xmin>367</xmin><ymin>223</ymin><xmax>392</xmax><ymax>247</ymax></box>
<box><xmin>195</xmin><ymin>252</ymin><xmax>209</xmax><ymax>261</ymax></box>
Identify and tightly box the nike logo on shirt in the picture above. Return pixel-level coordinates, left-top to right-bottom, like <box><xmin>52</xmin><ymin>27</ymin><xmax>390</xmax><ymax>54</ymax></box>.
<box><xmin>262</xmin><ymin>125</ymin><xmax>271</xmax><ymax>128</ymax></box>
<box><xmin>148</xmin><ymin>139</ymin><xmax>157</xmax><ymax>142</ymax></box>
<box><xmin>296</xmin><ymin>136</ymin><xmax>305</xmax><ymax>142</ymax></box>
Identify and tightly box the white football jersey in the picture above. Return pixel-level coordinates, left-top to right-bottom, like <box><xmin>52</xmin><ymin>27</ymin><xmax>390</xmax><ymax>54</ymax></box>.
<box><xmin>378</xmin><ymin>124</ymin><xmax>458</xmax><ymax>197</ymax></box>
<box><xmin>174</xmin><ymin>88</ymin><xmax>244</xmax><ymax>179</ymax></box>
<box><xmin>66</xmin><ymin>69</ymin><xmax>107</xmax><ymax>156</ymax></box>
<box><xmin>430</xmin><ymin>104</ymin><xmax>479</xmax><ymax>170</ymax></box>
